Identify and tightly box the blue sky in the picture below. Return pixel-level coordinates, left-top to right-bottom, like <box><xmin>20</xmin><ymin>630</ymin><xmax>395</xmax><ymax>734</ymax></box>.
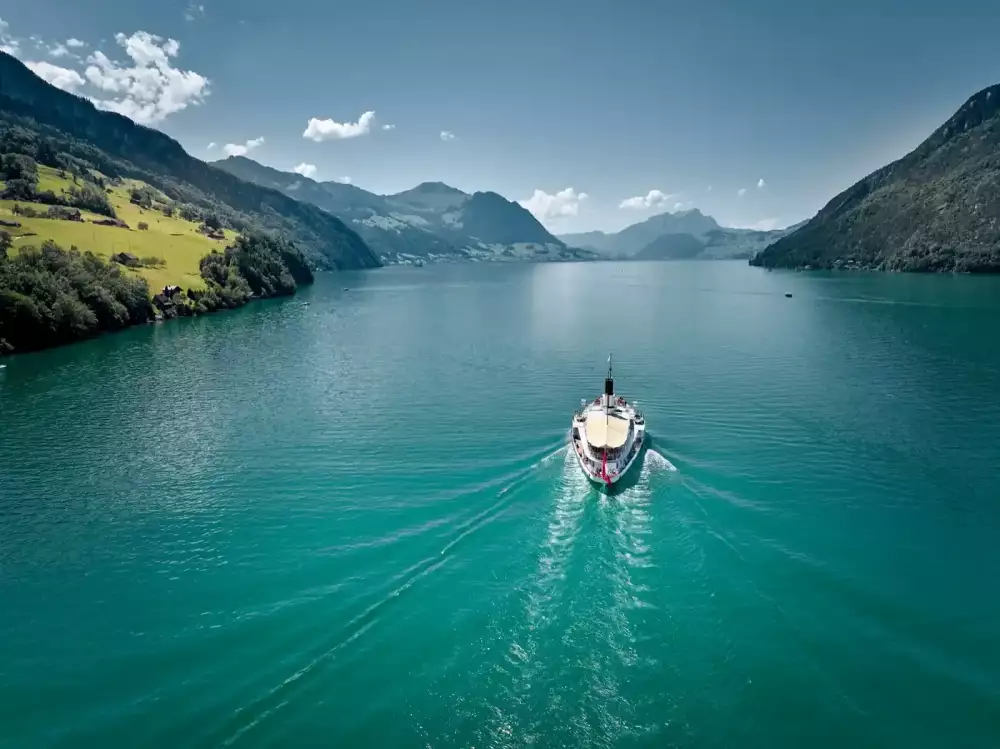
<box><xmin>3</xmin><ymin>0</ymin><xmax>1000</xmax><ymax>233</ymax></box>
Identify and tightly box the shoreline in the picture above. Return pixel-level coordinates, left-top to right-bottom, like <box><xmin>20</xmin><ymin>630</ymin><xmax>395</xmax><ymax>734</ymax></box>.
<box><xmin>0</xmin><ymin>281</ymin><xmax>309</xmax><ymax>359</ymax></box>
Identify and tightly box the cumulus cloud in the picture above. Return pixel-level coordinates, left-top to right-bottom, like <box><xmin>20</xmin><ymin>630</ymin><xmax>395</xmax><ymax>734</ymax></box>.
<box><xmin>222</xmin><ymin>136</ymin><xmax>264</xmax><ymax>157</ymax></box>
<box><xmin>85</xmin><ymin>31</ymin><xmax>210</xmax><ymax>124</ymax></box>
<box><xmin>737</xmin><ymin>188</ymin><xmax>747</xmax><ymax>197</ymax></box>
<box><xmin>303</xmin><ymin>111</ymin><xmax>375</xmax><ymax>141</ymax></box>
<box><xmin>518</xmin><ymin>187</ymin><xmax>588</xmax><ymax>225</ymax></box>
<box><xmin>337</xmin><ymin>176</ymin><xmax>352</xmax><ymax>184</ymax></box>
<box><xmin>381</xmin><ymin>123</ymin><xmax>395</xmax><ymax>131</ymax></box>
<box><xmin>439</xmin><ymin>130</ymin><xmax>455</xmax><ymax>141</ymax></box>
<box><xmin>293</xmin><ymin>162</ymin><xmax>317</xmax><ymax>178</ymax></box>
<box><xmin>673</xmin><ymin>201</ymin><xmax>694</xmax><ymax>211</ymax></box>
<box><xmin>0</xmin><ymin>19</ymin><xmax>206</xmax><ymax>125</ymax></box>
<box><xmin>757</xmin><ymin>178</ymin><xmax>766</xmax><ymax>189</ymax></box>
<box><xmin>619</xmin><ymin>189</ymin><xmax>676</xmax><ymax>210</ymax></box>
<box><xmin>25</xmin><ymin>60</ymin><xmax>85</xmax><ymax>91</ymax></box>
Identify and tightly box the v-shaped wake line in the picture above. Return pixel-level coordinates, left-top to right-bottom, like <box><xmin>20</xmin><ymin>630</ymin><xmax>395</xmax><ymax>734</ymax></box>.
<box><xmin>511</xmin><ymin>451</ymin><xmax>591</xmax><ymax>664</ymax></box>
<box><xmin>643</xmin><ymin>448</ymin><xmax>678</xmax><ymax>473</ymax></box>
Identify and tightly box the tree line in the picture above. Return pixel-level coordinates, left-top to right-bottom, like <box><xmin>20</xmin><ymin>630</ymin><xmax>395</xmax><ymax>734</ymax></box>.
<box><xmin>1</xmin><ymin>152</ymin><xmax>116</xmax><ymax>217</ymax></box>
<box><xmin>0</xmin><ymin>231</ymin><xmax>314</xmax><ymax>355</ymax></box>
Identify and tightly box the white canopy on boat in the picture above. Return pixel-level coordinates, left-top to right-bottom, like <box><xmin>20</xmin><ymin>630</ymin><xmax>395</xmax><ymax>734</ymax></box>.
<box><xmin>585</xmin><ymin>412</ymin><xmax>630</xmax><ymax>449</ymax></box>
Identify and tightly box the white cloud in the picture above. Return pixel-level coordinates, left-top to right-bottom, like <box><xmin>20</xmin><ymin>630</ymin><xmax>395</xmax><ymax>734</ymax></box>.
<box><xmin>0</xmin><ymin>17</ymin><xmax>19</xmax><ymax>55</ymax></box>
<box><xmin>757</xmin><ymin>178</ymin><xmax>766</xmax><ymax>189</ymax></box>
<box><xmin>381</xmin><ymin>123</ymin><xmax>395</xmax><ymax>131</ymax></box>
<box><xmin>619</xmin><ymin>189</ymin><xmax>676</xmax><ymax>210</ymax></box>
<box><xmin>222</xmin><ymin>136</ymin><xmax>264</xmax><ymax>157</ymax></box>
<box><xmin>518</xmin><ymin>187</ymin><xmax>588</xmax><ymax>225</ymax></box>
<box><xmin>303</xmin><ymin>111</ymin><xmax>375</xmax><ymax>141</ymax></box>
<box><xmin>673</xmin><ymin>201</ymin><xmax>694</xmax><ymax>211</ymax></box>
<box><xmin>293</xmin><ymin>162</ymin><xmax>317</xmax><ymax>178</ymax></box>
<box><xmin>85</xmin><ymin>31</ymin><xmax>210</xmax><ymax>124</ymax></box>
<box><xmin>439</xmin><ymin>130</ymin><xmax>455</xmax><ymax>141</ymax></box>
<box><xmin>184</xmin><ymin>3</ymin><xmax>206</xmax><ymax>21</ymax></box>
<box><xmin>737</xmin><ymin>188</ymin><xmax>747</xmax><ymax>197</ymax></box>
<box><xmin>206</xmin><ymin>142</ymin><xmax>216</xmax><ymax>150</ymax></box>
<box><xmin>1</xmin><ymin>20</ymin><xmax>86</xmax><ymax>60</ymax></box>
<box><xmin>707</xmin><ymin>185</ymin><xmax>713</xmax><ymax>192</ymax></box>
<box><xmin>336</xmin><ymin>176</ymin><xmax>352</xmax><ymax>184</ymax></box>
<box><xmin>25</xmin><ymin>60</ymin><xmax>85</xmax><ymax>92</ymax></box>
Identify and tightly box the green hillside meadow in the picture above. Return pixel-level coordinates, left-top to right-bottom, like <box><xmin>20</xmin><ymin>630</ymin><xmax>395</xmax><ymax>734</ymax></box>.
<box><xmin>1</xmin><ymin>165</ymin><xmax>236</xmax><ymax>293</ymax></box>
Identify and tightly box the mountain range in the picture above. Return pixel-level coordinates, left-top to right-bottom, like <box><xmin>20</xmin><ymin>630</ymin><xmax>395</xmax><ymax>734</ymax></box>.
<box><xmin>559</xmin><ymin>209</ymin><xmax>801</xmax><ymax>260</ymax></box>
<box><xmin>752</xmin><ymin>83</ymin><xmax>1000</xmax><ymax>272</ymax></box>
<box><xmin>7</xmin><ymin>48</ymin><xmax>997</xmax><ymax>276</ymax></box>
<box><xmin>213</xmin><ymin>157</ymin><xmax>595</xmax><ymax>264</ymax></box>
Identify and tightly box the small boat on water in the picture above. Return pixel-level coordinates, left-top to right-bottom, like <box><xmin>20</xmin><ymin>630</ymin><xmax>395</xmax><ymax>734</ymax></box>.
<box><xmin>570</xmin><ymin>354</ymin><xmax>645</xmax><ymax>487</ymax></box>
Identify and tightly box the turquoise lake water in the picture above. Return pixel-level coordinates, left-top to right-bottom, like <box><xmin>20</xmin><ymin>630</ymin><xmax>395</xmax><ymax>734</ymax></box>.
<box><xmin>1</xmin><ymin>260</ymin><xmax>999</xmax><ymax>748</ymax></box>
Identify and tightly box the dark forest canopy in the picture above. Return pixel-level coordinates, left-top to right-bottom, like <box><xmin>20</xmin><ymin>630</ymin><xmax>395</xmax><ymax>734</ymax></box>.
<box><xmin>0</xmin><ymin>240</ymin><xmax>153</xmax><ymax>354</ymax></box>
<box><xmin>0</xmin><ymin>233</ymin><xmax>314</xmax><ymax>355</ymax></box>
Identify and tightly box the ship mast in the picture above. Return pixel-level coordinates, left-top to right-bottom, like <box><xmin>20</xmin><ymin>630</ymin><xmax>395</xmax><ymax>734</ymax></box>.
<box><xmin>602</xmin><ymin>353</ymin><xmax>613</xmax><ymax>483</ymax></box>
<box><xmin>604</xmin><ymin>352</ymin><xmax>614</xmax><ymax>417</ymax></box>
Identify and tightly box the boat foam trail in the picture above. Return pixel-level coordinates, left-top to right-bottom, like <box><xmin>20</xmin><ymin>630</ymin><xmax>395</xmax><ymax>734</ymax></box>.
<box><xmin>544</xmin><ymin>450</ymin><xmax>667</xmax><ymax>746</ymax></box>
<box><xmin>514</xmin><ymin>451</ymin><xmax>589</xmax><ymax>656</ymax></box>
<box><xmin>535</xmin><ymin>444</ymin><xmax>567</xmax><ymax>469</ymax></box>
<box><xmin>532</xmin><ymin>451</ymin><xmax>591</xmax><ymax>611</ymax></box>
<box><xmin>643</xmin><ymin>448</ymin><xmax>678</xmax><ymax>473</ymax></box>
<box><xmin>593</xmin><ymin>457</ymin><xmax>655</xmax><ymax>728</ymax></box>
<box><xmin>483</xmin><ymin>452</ymin><xmax>591</xmax><ymax>745</ymax></box>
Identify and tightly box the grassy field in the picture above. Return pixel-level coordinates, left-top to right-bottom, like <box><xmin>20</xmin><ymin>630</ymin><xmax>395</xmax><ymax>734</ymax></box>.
<box><xmin>2</xmin><ymin>166</ymin><xmax>237</xmax><ymax>293</ymax></box>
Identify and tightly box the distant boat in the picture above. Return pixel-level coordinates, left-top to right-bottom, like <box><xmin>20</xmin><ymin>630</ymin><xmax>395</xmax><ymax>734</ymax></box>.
<box><xmin>785</xmin><ymin>292</ymin><xmax>793</xmax><ymax>298</ymax></box>
<box><xmin>570</xmin><ymin>353</ymin><xmax>645</xmax><ymax>488</ymax></box>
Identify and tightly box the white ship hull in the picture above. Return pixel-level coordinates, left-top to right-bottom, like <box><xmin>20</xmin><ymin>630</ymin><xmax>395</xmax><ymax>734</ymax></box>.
<box><xmin>569</xmin><ymin>356</ymin><xmax>646</xmax><ymax>488</ymax></box>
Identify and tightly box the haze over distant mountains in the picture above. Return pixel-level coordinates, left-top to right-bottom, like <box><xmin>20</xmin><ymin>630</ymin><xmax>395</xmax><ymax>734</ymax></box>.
<box><xmin>559</xmin><ymin>209</ymin><xmax>801</xmax><ymax>261</ymax></box>
<box><xmin>213</xmin><ymin>157</ymin><xmax>595</xmax><ymax>264</ymax></box>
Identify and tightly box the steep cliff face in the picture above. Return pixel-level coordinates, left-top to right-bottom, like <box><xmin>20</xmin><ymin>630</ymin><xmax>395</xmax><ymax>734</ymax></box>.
<box><xmin>752</xmin><ymin>84</ymin><xmax>1000</xmax><ymax>272</ymax></box>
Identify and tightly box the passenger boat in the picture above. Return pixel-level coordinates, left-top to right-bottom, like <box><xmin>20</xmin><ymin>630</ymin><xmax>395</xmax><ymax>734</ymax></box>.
<box><xmin>570</xmin><ymin>354</ymin><xmax>645</xmax><ymax>487</ymax></box>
